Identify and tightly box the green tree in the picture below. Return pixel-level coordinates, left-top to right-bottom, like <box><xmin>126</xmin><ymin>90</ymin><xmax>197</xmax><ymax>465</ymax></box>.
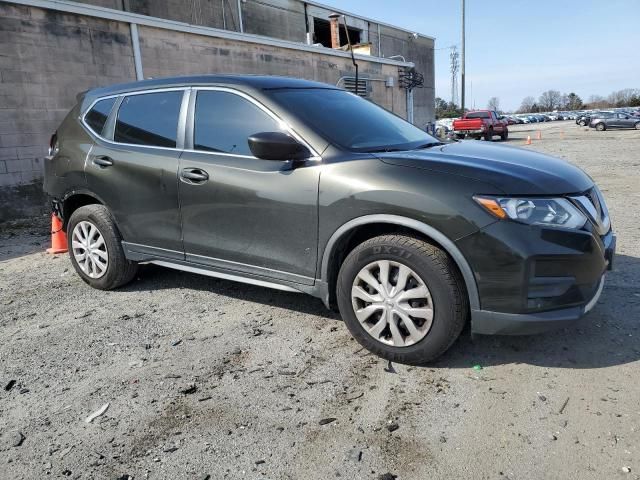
<box><xmin>566</xmin><ymin>92</ymin><xmax>583</xmax><ymax>110</ymax></box>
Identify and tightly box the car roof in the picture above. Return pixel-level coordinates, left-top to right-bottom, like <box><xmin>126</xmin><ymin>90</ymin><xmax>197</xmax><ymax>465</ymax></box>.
<box><xmin>81</xmin><ymin>74</ymin><xmax>338</xmax><ymax>107</ymax></box>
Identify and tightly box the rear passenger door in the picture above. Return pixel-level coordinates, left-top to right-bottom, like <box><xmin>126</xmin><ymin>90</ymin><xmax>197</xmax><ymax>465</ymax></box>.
<box><xmin>177</xmin><ymin>88</ymin><xmax>320</xmax><ymax>285</ymax></box>
<box><xmin>85</xmin><ymin>89</ymin><xmax>187</xmax><ymax>258</ymax></box>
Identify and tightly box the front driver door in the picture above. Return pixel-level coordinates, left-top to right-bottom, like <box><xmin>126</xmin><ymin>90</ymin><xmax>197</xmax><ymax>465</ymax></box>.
<box><xmin>178</xmin><ymin>88</ymin><xmax>320</xmax><ymax>286</ymax></box>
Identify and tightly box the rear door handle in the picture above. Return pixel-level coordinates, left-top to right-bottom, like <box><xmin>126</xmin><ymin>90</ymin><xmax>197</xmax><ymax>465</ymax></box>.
<box><xmin>93</xmin><ymin>156</ymin><xmax>113</xmax><ymax>167</ymax></box>
<box><xmin>180</xmin><ymin>168</ymin><xmax>209</xmax><ymax>184</ymax></box>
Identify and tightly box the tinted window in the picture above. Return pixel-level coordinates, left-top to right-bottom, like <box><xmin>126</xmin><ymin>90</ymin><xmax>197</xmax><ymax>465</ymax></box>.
<box><xmin>466</xmin><ymin>111</ymin><xmax>490</xmax><ymax>119</ymax></box>
<box><xmin>114</xmin><ymin>91</ymin><xmax>183</xmax><ymax>148</ymax></box>
<box><xmin>194</xmin><ymin>91</ymin><xmax>281</xmax><ymax>155</ymax></box>
<box><xmin>85</xmin><ymin>97</ymin><xmax>116</xmax><ymax>135</ymax></box>
<box><xmin>268</xmin><ymin>89</ymin><xmax>435</xmax><ymax>152</ymax></box>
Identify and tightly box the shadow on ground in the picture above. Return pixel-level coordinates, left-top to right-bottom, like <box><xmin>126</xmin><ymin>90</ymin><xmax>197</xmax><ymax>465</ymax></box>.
<box><xmin>122</xmin><ymin>253</ymin><xmax>640</xmax><ymax>371</ymax></box>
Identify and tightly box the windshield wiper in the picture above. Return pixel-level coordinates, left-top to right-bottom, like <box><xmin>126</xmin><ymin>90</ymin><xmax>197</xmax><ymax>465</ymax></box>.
<box><xmin>362</xmin><ymin>142</ymin><xmax>445</xmax><ymax>153</ymax></box>
<box><xmin>362</xmin><ymin>146</ymin><xmax>407</xmax><ymax>153</ymax></box>
<box><xmin>411</xmin><ymin>142</ymin><xmax>445</xmax><ymax>150</ymax></box>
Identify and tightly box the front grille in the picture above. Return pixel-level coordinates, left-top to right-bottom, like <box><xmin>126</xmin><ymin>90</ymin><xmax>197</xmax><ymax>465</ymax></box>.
<box><xmin>572</xmin><ymin>187</ymin><xmax>611</xmax><ymax>236</ymax></box>
<box><xmin>585</xmin><ymin>188</ymin><xmax>603</xmax><ymax>219</ymax></box>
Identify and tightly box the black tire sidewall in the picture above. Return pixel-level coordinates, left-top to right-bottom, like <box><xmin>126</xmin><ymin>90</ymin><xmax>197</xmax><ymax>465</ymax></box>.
<box><xmin>336</xmin><ymin>239</ymin><xmax>463</xmax><ymax>364</ymax></box>
<box><xmin>67</xmin><ymin>206</ymin><xmax>128</xmax><ymax>290</ymax></box>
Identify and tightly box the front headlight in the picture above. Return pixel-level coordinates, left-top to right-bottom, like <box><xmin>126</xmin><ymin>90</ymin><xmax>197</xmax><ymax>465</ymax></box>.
<box><xmin>474</xmin><ymin>196</ymin><xmax>587</xmax><ymax>229</ymax></box>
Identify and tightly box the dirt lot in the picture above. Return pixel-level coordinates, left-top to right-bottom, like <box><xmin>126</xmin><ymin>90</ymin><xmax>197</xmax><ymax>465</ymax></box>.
<box><xmin>1</xmin><ymin>121</ymin><xmax>639</xmax><ymax>480</ymax></box>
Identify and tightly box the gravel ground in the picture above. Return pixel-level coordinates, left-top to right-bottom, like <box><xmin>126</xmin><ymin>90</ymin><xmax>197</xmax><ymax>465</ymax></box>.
<box><xmin>1</xmin><ymin>120</ymin><xmax>639</xmax><ymax>480</ymax></box>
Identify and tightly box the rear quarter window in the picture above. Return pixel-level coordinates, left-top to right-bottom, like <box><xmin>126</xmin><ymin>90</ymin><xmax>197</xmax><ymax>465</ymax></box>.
<box><xmin>465</xmin><ymin>112</ymin><xmax>490</xmax><ymax>119</ymax></box>
<box><xmin>84</xmin><ymin>97</ymin><xmax>117</xmax><ymax>135</ymax></box>
<box><xmin>114</xmin><ymin>91</ymin><xmax>183</xmax><ymax>148</ymax></box>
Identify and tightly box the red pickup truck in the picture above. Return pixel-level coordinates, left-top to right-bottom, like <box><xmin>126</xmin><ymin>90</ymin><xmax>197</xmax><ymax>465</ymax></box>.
<box><xmin>452</xmin><ymin>110</ymin><xmax>508</xmax><ymax>141</ymax></box>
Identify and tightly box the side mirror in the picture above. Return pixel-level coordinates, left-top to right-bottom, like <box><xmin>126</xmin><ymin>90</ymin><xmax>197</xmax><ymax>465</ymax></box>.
<box><xmin>247</xmin><ymin>132</ymin><xmax>310</xmax><ymax>161</ymax></box>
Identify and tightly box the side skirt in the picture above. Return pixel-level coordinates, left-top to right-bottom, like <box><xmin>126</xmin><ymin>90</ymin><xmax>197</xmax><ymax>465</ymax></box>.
<box><xmin>150</xmin><ymin>260</ymin><xmax>303</xmax><ymax>293</ymax></box>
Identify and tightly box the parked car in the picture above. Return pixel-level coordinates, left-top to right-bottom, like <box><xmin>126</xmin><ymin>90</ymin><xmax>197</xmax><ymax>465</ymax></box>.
<box><xmin>590</xmin><ymin>112</ymin><xmax>640</xmax><ymax>131</ymax></box>
<box><xmin>452</xmin><ymin>110</ymin><xmax>508</xmax><ymax>141</ymax></box>
<box><xmin>577</xmin><ymin>111</ymin><xmax>612</xmax><ymax>126</ymax></box>
<box><xmin>499</xmin><ymin>115</ymin><xmax>517</xmax><ymax>125</ymax></box>
<box><xmin>43</xmin><ymin>75</ymin><xmax>615</xmax><ymax>364</ymax></box>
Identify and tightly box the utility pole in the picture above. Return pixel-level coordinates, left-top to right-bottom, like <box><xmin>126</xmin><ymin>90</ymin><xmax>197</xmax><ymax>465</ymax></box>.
<box><xmin>460</xmin><ymin>0</ymin><xmax>466</xmax><ymax>112</ymax></box>
<box><xmin>450</xmin><ymin>46</ymin><xmax>459</xmax><ymax>106</ymax></box>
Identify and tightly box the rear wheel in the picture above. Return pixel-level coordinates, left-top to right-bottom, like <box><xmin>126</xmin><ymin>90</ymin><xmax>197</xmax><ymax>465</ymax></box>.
<box><xmin>484</xmin><ymin>128</ymin><xmax>493</xmax><ymax>141</ymax></box>
<box><xmin>67</xmin><ymin>205</ymin><xmax>138</xmax><ymax>290</ymax></box>
<box><xmin>579</xmin><ymin>119</ymin><xmax>587</xmax><ymax>126</ymax></box>
<box><xmin>336</xmin><ymin>235</ymin><xmax>468</xmax><ymax>365</ymax></box>
<box><xmin>595</xmin><ymin>123</ymin><xmax>606</xmax><ymax>131</ymax></box>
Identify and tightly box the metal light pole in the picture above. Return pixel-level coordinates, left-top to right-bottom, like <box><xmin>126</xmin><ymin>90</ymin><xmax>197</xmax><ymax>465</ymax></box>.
<box><xmin>460</xmin><ymin>0</ymin><xmax>465</xmax><ymax>112</ymax></box>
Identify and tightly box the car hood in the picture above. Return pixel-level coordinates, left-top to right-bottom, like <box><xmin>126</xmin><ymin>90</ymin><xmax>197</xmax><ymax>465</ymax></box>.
<box><xmin>375</xmin><ymin>141</ymin><xmax>594</xmax><ymax>195</ymax></box>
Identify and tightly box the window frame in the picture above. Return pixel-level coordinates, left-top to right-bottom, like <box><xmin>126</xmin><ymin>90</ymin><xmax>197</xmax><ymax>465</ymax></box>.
<box><xmin>83</xmin><ymin>97</ymin><xmax>118</xmax><ymax>137</ymax></box>
<box><xmin>80</xmin><ymin>86</ymin><xmax>320</xmax><ymax>161</ymax></box>
<box><xmin>80</xmin><ymin>87</ymin><xmax>190</xmax><ymax>152</ymax></box>
<box><xmin>185</xmin><ymin>87</ymin><xmax>321</xmax><ymax>161</ymax></box>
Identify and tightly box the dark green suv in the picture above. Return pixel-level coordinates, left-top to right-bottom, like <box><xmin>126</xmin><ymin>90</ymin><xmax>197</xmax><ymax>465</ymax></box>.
<box><xmin>44</xmin><ymin>75</ymin><xmax>615</xmax><ymax>364</ymax></box>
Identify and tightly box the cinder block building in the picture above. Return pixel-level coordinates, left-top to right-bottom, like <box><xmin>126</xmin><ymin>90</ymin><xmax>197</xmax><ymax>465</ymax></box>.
<box><xmin>0</xmin><ymin>0</ymin><xmax>435</xmax><ymax>220</ymax></box>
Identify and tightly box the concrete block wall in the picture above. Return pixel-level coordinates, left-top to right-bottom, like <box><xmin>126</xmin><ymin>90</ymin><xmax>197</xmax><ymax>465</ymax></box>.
<box><xmin>0</xmin><ymin>2</ymin><xmax>136</xmax><ymax>219</ymax></box>
<box><xmin>73</xmin><ymin>0</ymin><xmax>434</xmax><ymax>123</ymax></box>
<box><xmin>138</xmin><ymin>25</ymin><xmax>406</xmax><ymax>118</ymax></box>
<box><xmin>0</xmin><ymin>1</ymin><xmax>422</xmax><ymax>221</ymax></box>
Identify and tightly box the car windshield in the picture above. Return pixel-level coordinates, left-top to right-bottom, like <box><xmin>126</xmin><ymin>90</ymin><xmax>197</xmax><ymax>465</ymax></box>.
<box><xmin>268</xmin><ymin>88</ymin><xmax>438</xmax><ymax>152</ymax></box>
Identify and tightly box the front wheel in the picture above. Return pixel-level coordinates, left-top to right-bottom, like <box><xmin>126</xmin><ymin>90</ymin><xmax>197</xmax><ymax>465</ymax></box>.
<box><xmin>484</xmin><ymin>129</ymin><xmax>493</xmax><ymax>141</ymax></box>
<box><xmin>67</xmin><ymin>204</ymin><xmax>138</xmax><ymax>290</ymax></box>
<box><xmin>500</xmin><ymin>129</ymin><xmax>509</xmax><ymax>141</ymax></box>
<box><xmin>595</xmin><ymin>123</ymin><xmax>606</xmax><ymax>131</ymax></box>
<box><xmin>579</xmin><ymin>120</ymin><xmax>587</xmax><ymax>126</ymax></box>
<box><xmin>635</xmin><ymin>122</ymin><xmax>640</xmax><ymax>130</ymax></box>
<box><xmin>336</xmin><ymin>235</ymin><xmax>468</xmax><ymax>365</ymax></box>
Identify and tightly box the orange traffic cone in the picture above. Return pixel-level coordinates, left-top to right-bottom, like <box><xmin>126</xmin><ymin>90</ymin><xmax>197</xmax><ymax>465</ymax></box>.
<box><xmin>46</xmin><ymin>213</ymin><xmax>68</xmax><ymax>254</ymax></box>
<box><xmin>536</xmin><ymin>131</ymin><xmax>542</xmax><ymax>140</ymax></box>
<box><xmin>525</xmin><ymin>135</ymin><xmax>532</xmax><ymax>145</ymax></box>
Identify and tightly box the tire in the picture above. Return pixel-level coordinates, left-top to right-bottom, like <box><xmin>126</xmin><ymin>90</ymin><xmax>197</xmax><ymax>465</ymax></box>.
<box><xmin>579</xmin><ymin>120</ymin><xmax>587</xmax><ymax>126</ymax></box>
<box><xmin>67</xmin><ymin>204</ymin><xmax>138</xmax><ymax>290</ymax></box>
<box><xmin>635</xmin><ymin>122</ymin><xmax>640</xmax><ymax>130</ymax></box>
<box><xmin>455</xmin><ymin>133</ymin><xmax>466</xmax><ymax>140</ymax></box>
<box><xmin>484</xmin><ymin>128</ymin><xmax>493</xmax><ymax>141</ymax></box>
<box><xmin>500</xmin><ymin>129</ymin><xmax>509</xmax><ymax>141</ymax></box>
<box><xmin>595</xmin><ymin>123</ymin><xmax>606</xmax><ymax>131</ymax></box>
<box><xmin>336</xmin><ymin>234</ymin><xmax>468</xmax><ymax>365</ymax></box>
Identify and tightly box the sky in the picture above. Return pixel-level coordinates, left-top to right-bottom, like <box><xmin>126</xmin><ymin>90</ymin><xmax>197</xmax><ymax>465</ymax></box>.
<box><xmin>318</xmin><ymin>0</ymin><xmax>640</xmax><ymax>111</ymax></box>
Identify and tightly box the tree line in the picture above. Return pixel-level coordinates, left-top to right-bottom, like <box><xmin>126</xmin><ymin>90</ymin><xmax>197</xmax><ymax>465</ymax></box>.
<box><xmin>435</xmin><ymin>88</ymin><xmax>640</xmax><ymax>118</ymax></box>
<box><xmin>517</xmin><ymin>88</ymin><xmax>640</xmax><ymax>113</ymax></box>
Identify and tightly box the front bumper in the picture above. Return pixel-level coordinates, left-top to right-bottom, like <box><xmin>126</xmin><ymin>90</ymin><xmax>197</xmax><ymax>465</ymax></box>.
<box><xmin>471</xmin><ymin>274</ymin><xmax>605</xmax><ymax>335</ymax></box>
<box><xmin>458</xmin><ymin>220</ymin><xmax>615</xmax><ymax>335</ymax></box>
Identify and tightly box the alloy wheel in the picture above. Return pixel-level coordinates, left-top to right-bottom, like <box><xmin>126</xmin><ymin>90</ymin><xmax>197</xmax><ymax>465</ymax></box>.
<box><xmin>71</xmin><ymin>220</ymin><xmax>108</xmax><ymax>278</ymax></box>
<box><xmin>351</xmin><ymin>260</ymin><xmax>434</xmax><ymax>347</ymax></box>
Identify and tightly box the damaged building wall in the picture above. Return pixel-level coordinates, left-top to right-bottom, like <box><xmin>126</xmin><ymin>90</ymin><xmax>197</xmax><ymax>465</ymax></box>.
<box><xmin>0</xmin><ymin>1</ymin><xmax>417</xmax><ymax>221</ymax></box>
<box><xmin>72</xmin><ymin>0</ymin><xmax>435</xmax><ymax>125</ymax></box>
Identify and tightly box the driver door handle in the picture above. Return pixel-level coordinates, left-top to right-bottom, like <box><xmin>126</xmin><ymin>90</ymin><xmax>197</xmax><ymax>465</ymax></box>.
<box><xmin>180</xmin><ymin>167</ymin><xmax>209</xmax><ymax>184</ymax></box>
<box><xmin>92</xmin><ymin>155</ymin><xmax>113</xmax><ymax>167</ymax></box>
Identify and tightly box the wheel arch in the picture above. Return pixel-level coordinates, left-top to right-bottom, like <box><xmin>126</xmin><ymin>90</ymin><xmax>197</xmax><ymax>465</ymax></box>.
<box><xmin>320</xmin><ymin>215</ymin><xmax>480</xmax><ymax>311</ymax></box>
<box><xmin>60</xmin><ymin>190</ymin><xmax>105</xmax><ymax>229</ymax></box>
